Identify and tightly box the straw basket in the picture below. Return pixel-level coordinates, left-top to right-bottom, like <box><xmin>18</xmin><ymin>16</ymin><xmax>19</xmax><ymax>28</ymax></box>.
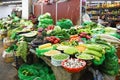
<box><xmin>2</xmin><ymin>50</ymin><xmax>14</xmax><ymax>63</ymax></box>
<box><xmin>3</xmin><ymin>37</ymin><xmax>16</xmax><ymax>49</ymax></box>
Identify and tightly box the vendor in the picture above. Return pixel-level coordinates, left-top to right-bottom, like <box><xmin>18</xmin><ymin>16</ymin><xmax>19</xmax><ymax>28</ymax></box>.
<box><xmin>98</xmin><ymin>15</ymin><xmax>108</xmax><ymax>26</ymax></box>
<box><xmin>29</xmin><ymin>12</ymin><xmax>37</xmax><ymax>24</ymax></box>
<box><xmin>82</xmin><ymin>7</ymin><xmax>91</xmax><ymax>23</ymax></box>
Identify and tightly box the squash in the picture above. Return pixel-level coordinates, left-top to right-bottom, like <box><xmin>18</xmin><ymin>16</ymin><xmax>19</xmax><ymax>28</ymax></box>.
<box><xmin>75</xmin><ymin>44</ymin><xmax>86</xmax><ymax>52</ymax></box>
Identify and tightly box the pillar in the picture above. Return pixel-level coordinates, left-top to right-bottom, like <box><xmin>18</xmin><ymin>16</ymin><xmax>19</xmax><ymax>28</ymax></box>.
<box><xmin>22</xmin><ymin>0</ymin><xmax>32</xmax><ymax>19</ymax></box>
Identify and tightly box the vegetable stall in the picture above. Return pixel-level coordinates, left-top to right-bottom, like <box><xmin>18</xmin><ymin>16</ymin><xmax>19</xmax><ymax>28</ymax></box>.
<box><xmin>0</xmin><ymin>12</ymin><xmax>120</xmax><ymax>80</ymax></box>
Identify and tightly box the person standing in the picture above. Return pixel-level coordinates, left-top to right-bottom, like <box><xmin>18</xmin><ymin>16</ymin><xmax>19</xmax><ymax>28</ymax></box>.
<box><xmin>98</xmin><ymin>15</ymin><xmax>108</xmax><ymax>26</ymax></box>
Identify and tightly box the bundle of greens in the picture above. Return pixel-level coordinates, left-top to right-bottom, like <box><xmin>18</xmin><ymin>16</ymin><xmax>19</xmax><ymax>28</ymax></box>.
<box><xmin>56</xmin><ymin>19</ymin><xmax>73</xmax><ymax>29</ymax></box>
<box><xmin>49</xmin><ymin>29</ymin><xmax>70</xmax><ymax>41</ymax></box>
<box><xmin>16</xmin><ymin>41</ymin><xmax>28</xmax><ymax>62</ymax></box>
<box><xmin>38</xmin><ymin>13</ymin><xmax>53</xmax><ymax>28</ymax></box>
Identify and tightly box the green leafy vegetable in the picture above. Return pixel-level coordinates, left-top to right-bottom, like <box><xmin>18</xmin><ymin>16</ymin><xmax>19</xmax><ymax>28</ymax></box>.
<box><xmin>56</xmin><ymin>19</ymin><xmax>73</xmax><ymax>29</ymax></box>
<box><xmin>16</xmin><ymin>41</ymin><xmax>28</xmax><ymax>62</ymax></box>
<box><xmin>52</xmin><ymin>54</ymin><xmax>69</xmax><ymax>60</ymax></box>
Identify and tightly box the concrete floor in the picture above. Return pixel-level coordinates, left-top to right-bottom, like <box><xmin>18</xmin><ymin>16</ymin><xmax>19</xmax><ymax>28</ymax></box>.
<box><xmin>0</xmin><ymin>41</ymin><xmax>18</xmax><ymax>80</ymax></box>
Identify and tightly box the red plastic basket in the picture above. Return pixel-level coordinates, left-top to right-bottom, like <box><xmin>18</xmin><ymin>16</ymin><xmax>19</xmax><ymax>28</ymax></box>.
<box><xmin>61</xmin><ymin>59</ymin><xmax>86</xmax><ymax>73</ymax></box>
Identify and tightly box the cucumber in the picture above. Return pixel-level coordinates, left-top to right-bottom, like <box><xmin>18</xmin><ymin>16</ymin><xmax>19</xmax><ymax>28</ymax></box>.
<box><xmin>94</xmin><ymin>56</ymin><xmax>100</xmax><ymax>61</ymax></box>
<box><xmin>86</xmin><ymin>44</ymin><xmax>103</xmax><ymax>52</ymax></box>
<box><xmin>84</xmin><ymin>49</ymin><xmax>102</xmax><ymax>57</ymax></box>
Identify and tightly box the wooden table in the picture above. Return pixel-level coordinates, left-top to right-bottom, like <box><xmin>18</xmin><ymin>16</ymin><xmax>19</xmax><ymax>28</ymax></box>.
<box><xmin>30</xmin><ymin>49</ymin><xmax>92</xmax><ymax>80</ymax></box>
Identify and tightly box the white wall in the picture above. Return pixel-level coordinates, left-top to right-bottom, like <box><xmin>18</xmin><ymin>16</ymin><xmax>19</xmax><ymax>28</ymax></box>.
<box><xmin>22</xmin><ymin>0</ymin><xmax>29</xmax><ymax>19</ymax></box>
<box><xmin>0</xmin><ymin>5</ymin><xmax>15</xmax><ymax>18</ymax></box>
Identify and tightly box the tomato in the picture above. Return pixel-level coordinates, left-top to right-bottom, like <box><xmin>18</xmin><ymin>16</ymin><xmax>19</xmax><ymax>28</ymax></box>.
<box><xmin>53</xmin><ymin>40</ymin><xmax>58</xmax><ymax>44</ymax></box>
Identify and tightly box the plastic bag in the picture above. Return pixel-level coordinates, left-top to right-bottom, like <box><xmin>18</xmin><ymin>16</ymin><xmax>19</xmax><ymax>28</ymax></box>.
<box><xmin>100</xmin><ymin>48</ymin><xmax>119</xmax><ymax>75</ymax></box>
<box><xmin>56</xmin><ymin>19</ymin><xmax>73</xmax><ymax>29</ymax></box>
<box><xmin>93</xmin><ymin>55</ymin><xmax>105</xmax><ymax>66</ymax></box>
<box><xmin>82</xmin><ymin>13</ymin><xmax>92</xmax><ymax>23</ymax></box>
<box><xmin>18</xmin><ymin>63</ymin><xmax>56</xmax><ymax>80</ymax></box>
<box><xmin>18</xmin><ymin>64</ymin><xmax>39</xmax><ymax>80</ymax></box>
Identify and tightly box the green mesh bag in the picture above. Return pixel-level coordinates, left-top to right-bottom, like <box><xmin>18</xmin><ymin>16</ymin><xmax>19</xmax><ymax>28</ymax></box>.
<box><xmin>93</xmin><ymin>55</ymin><xmax>105</xmax><ymax>66</ymax></box>
<box><xmin>100</xmin><ymin>46</ymin><xmax>119</xmax><ymax>75</ymax></box>
<box><xmin>18</xmin><ymin>63</ymin><xmax>56</xmax><ymax>80</ymax></box>
<box><xmin>18</xmin><ymin>64</ymin><xmax>39</xmax><ymax>80</ymax></box>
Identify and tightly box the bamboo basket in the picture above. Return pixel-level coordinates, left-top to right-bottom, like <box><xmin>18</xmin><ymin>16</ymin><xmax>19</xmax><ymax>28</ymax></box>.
<box><xmin>3</xmin><ymin>37</ymin><xmax>16</xmax><ymax>49</ymax></box>
<box><xmin>4</xmin><ymin>57</ymin><xmax>14</xmax><ymax>63</ymax></box>
<box><xmin>2</xmin><ymin>50</ymin><xmax>14</xmax><ymax>63</ymax></box>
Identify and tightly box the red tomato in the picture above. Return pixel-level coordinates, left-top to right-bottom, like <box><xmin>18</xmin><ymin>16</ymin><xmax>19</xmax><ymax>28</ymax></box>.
<box><xmin>53</xmin><ymin>40</ymin><xmax>59</xmax><ymax>44</ymax></box>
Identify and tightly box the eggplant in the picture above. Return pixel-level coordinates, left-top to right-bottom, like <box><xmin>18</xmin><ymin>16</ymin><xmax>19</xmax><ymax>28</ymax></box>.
<box><xmin>31</xmin><ymin>44</ymin><xmax>38</xmax><ymax>49</ymax></box>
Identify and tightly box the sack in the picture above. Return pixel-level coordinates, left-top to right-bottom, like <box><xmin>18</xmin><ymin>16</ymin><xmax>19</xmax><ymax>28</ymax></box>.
<box><xmin>2</xmin><ymin>50</ymin><xmax>14</xmax><ymax>63</ymax></box>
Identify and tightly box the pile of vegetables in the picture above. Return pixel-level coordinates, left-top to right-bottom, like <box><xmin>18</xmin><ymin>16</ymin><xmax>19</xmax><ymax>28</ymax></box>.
<box><xmin>97</xmin><ymin>34</ymin><xmax>120</xmax><ymax>44</ymax></box>
<box><xmin>49</xmin><ymin>29</ymin><xmax>70</xmax><ymax>41</ymax></box>
<box><xmin>52</xmin><ymin>54</ymin><xmax>69</xmax><ymax>61</ymax></box>
<box><xmin>46</xmin><ymin>36</ymin><xmax>60</xmax><ymax>44</ymax></box>
<box><xmin>36</xmin><ymin>43</ymin><xmax>57</xmax><ymax>56</ymax></box>
<box><xmin>38</xmin><ymin>13</ymin><xmax>54</xmax><ymax>28</ymax></box>
<box><xmin>80</xmin><ymin>44</ymin><xmax>105</xmax><ymax>65</ymax></box>
<box><xmin>16</xmin><ymin>41</ymin><xmax>28</xmax><ymax>62</ymax></box>
<box><xmin>31</xmin><ymin>36</ymin><xmax>48</xmax><ymax>49</ymax></box>
<box><xmin>56</xmin><ymin>19</ymin><xmax>73</xmax><ymax>29</ymax></box>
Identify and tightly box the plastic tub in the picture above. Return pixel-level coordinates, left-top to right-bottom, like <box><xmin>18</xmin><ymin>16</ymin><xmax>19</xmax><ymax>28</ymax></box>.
<box><xmin>61</xmin><ymin>58</ymin><xmax>86</xmax><ymax>73</ymax></box>
<box><xmin>51</xmin><ymin>54</ymin><xmax>70</xmax><ymax>66</ymax></box>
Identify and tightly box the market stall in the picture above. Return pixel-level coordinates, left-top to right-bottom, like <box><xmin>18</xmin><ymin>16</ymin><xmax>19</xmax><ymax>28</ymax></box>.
<box><xmin>0</xmin><ymin>11</ymin><xmax>120</xmax><ymax>80</ymax></box>
<box><xmin>0</xmin><ymin>0</ymin><xmax>120</xmax><ymax>80</ymax></box>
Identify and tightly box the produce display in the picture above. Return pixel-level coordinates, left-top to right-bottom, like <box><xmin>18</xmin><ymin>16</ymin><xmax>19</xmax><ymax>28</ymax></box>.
<box><xmin>0</xmin><ymin>12</ymin><xmax>119</xmax><ymax>77</ymax></box>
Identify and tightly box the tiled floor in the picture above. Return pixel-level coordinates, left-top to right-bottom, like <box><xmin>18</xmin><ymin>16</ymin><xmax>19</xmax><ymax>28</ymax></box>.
<box><xmin>0</xmin><ymin>41</ymin><xmax>17</xmax><ymax>80</ymax></box>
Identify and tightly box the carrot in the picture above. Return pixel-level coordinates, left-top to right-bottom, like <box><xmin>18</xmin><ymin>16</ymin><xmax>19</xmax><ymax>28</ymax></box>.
<box><xmin>70</xmin><ymin>35</ymin><xmax>79</xmax><ymax>38</ymax></box>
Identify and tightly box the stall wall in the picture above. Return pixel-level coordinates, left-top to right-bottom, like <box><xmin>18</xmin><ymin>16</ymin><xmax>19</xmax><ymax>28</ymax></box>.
<box><xmin>33</xmin><ymin>0</ymin><xmax>81</xmax><ymax>25</ymax></box>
